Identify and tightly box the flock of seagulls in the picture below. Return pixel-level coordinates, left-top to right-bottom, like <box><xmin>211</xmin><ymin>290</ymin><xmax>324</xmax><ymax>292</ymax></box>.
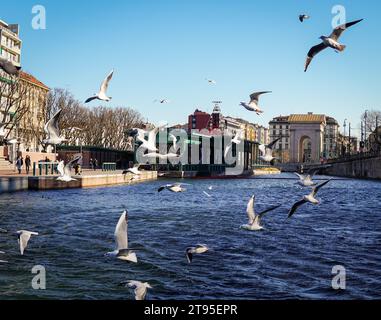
<box><xmin>0</xmin><ymin>9</ymin><xmax>361</xmax><ymax>300</ymax></box>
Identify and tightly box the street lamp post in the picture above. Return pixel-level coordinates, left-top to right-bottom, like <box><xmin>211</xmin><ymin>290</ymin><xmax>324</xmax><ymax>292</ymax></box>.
<box><xmin>348</xmin><ymin>123</ymin><xmax>351</xmax><ymax>155</ymax></box>
<box><xmin>364</xmin><ymin>110</ymin><xmax>368</xmax><ymax>151</ymax></box>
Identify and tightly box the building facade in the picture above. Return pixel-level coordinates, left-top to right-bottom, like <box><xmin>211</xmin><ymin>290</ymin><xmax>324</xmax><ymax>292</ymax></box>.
<box><xmin>269</xmin><ymin>113</ymin><xmax>341</xmax><ymax>163</ymax></box>
<box><xmin>0</xmin><ymin>20</ymin><xmax>21</xmax><ymax>67</ymax></box>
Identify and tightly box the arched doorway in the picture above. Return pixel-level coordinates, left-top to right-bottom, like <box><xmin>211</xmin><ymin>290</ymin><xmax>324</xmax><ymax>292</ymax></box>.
<box><xmin>299</xmin><ymin>136</ymin><xmax>312</xmax><ymax>163</ymax></box>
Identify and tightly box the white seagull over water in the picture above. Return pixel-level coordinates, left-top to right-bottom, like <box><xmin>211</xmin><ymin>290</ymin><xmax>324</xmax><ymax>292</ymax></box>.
<box><xmin>186</xmin><ymin>244</ymin><xmax>209</xmax><ymax>263</ymax></box>
<box><xmin>120</xmin><ymin>280</ymin><xmax>152</xmax><ymax>300</ymax></box>
<box><xmin>134</xmin><ymin>124</ymin><xmax>167</xmax><ymax>153</ymax></box>
<box><xmin>294</xmin><ymin>171</ymin><xmax>317</xmax><ymax>187</ymax></box>
<box><xmin>0</xmin><ymin>57</ymin><xmax>21</xmax><ymax>76</ymax></box>
<box><xmin>106</xmin><ymin>210</ymin><xmax>138</xmax><ymax>263</ymax></box>
<box><xmin>123</xmin><ymin>165</ymin><xmax>141</xmax><ymax>176</ymax></box>
<box><xmin>304</xmin><ymin>19</ymin><xmax>363</xmax><ymax>72</ymax></box>
<box><xmin>17</xmin><ymin>230</ymin><xmax>39</xmax><ymax>255</ymax></box>
<box><xmin>224</xmin><ymin>130</ymin><xmax>242</xmax><ymax>158</ymax></box>
<box><xmin>288</xmin><ymin>180</ymin><xmax>331</xmax><ymax>218</ymax></box>
<box><xmin>158</xmin><ymin>183</ymin><xmax>187</xmax><ymax>193</ymax></box>
<box><xmin>241</xmin><ymin>195</ymin><xmax>281</xmax><ymax>231</ymax></box>
<box><xmin>240</xmin><ymin>91</ymin><xmax>271</xmax><ymax>115</ymax></box>
<box><xmin>259</xmin><ymin>138</ymin><xmax>281</xmax><ymax>165</ymax></box>
<box><xmin>57</xmin><ymin>155</ymin><xmax>82</xmax><ymax>182</ymax></box>
<box><xmin>42</xmin><ymin>109</ymin><xmax>67</xmax><ymax>146</ymax></box>
<box><xmin>0</xmin><ymin>228</ymin><xmax>7</xmax><ymax>233</ymax></box>
<box><xmin>85</xmin><ymin>70</ymin><xmax>114</xmax><ymax>103</ymax></box>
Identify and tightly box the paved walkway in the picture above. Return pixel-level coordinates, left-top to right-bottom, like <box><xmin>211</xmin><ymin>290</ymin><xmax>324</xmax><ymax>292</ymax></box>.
<box><xmin>0</xmin><ymin>169</ymin><xmax>121</xmax><ymax>178</ymax></box>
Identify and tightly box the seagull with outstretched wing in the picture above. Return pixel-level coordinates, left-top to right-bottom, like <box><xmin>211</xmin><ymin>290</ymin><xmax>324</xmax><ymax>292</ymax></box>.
<box><xmin>288</xmin><ymin>179</ymin><xmax>332</xmax><ymax>218</ymax></box>
<box><xmin>259</xmin><ymin>138</ymin><xmax>281</xmax><ymax>165</ymax></box>
<box><xmin>105</xmin><ymin>210</ymin><xmax>138</xmax><ymax>263</ymax></box>
<box><xmin>304</xmin><ymin>19</ymin><xmax>363</xmax><ymax>72</ymax></box>
<box><xmin>240</xmin><ymin>91</ymin><xmax>271</xmax><ymax>115</ymax></box>
<box><xmin>0</xmin><ymin>57</ymin><xmax>21</xmax><ymax>76</ymax></box>
<box><xmin>85</xmin><ymin>70</ymin><xmax>114</xmax><ymax>103</ymax></box>
<box><xmin>56</xmin><ymin>155</ymin><xmax>82</xmax><ymax>182</ymax></box>
<box><xmin>43</xmin><ymin>109</ymin><xmax>67</xmax><ymax>146</ymax></box>
<box><xmin>241</xmin><ymin>195</ymin><xmax>281</xmax><ymax>231</ymax></box>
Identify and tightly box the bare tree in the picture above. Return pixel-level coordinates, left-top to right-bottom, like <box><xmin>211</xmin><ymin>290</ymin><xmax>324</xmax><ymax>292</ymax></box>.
<box><xmin>42</xmin><ymin>88</ymin><xmax>145</xmax><ymax>150</ymax></box>
<box><xmin>361</xmin><ymin>110</ymin><xmax>381</xmax><ymax>133</ymax></box>
<box><xmin>0</xmin><ymin>72</ymin><xmax>31</xmax><ymax>143</ymax></box>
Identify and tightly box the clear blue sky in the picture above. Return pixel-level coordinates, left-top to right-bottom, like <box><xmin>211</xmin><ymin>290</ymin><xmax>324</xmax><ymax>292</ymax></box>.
<box><xmin>2</xmin><ymin>0</ymin><xmax>380</xmax><ymax>138</ymax></box>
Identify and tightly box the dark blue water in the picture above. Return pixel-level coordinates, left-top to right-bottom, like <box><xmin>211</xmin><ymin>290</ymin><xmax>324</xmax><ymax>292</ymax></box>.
<box><xmin>1</xmin><ymin>174</ymin><xmax>380</xmax><ymax>300</ymax></box>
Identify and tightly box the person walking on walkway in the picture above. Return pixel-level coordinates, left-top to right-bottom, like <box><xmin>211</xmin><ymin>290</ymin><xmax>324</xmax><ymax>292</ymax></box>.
<box><xmin>94</xmin><ymin>158</ymin><xmax>98</xmax><ymax>171</ymax></box>
<box><xmin>90</xmin><ymin>158</ymin><xmax>93</xmax><ymax>170</ymax></box>
<box><xmin>25</xmin><ymin>155</ymin><xmax>31</xmax><ymax>175</ymax></box>
<box><xmin>16</xmin><ymin>156</ymin><xmax>23</xmax><ymax>174</ymax></box>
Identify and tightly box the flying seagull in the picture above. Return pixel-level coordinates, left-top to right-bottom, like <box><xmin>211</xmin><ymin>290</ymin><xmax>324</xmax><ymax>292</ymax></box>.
<box><xmin>0</xmin><ymin>57</ymin><xmax>21</xmax><ymax>76</ymax></box>
<box><xmin>205</xmin><ymin>78</ymin><xmax>216</xmax><ymax>85</ymax></box>
<box><xmin>259</xmin><ymin>138</ymin><xmax>281</xmax><ymax>165</ymax></box>
<box><xmin>122</xmin><ymin>165</ymin><xmax>141</xmax><ymax>176</ymax></box>
<box><xmin>154</xmin><ymin>99</ymin><xmax>170</xmax><ymax>104</ymax></box>
<box><xmin>240</xmin><ymin>91</ymin><xmax>271</xmax><ymax>115</ymax></box>
<box><xmin>299</xmin><ymin>14</ymin><xmax>310</xmax><ymax>22</ymax></box>
<box><xmin>288</xmin><ymin>179</ymin><xmax>331</xmax><ymax>218</ymax></box>
<box><xmin>42</xmin><ymin>109</ymin><xmax>66</xmax><ymax>145</ymax></box>
<box><xmin>120</xmin><ymin>280</ymin><xmax>152</xmax><ymax>300</ymax></box>
<box><xmin>186</xmin><ymin>244</ymin><xmax>209</xmax><ymax>263</ymax></box>
<box><xmin>17</xmin><ymin>230</ymin><xmax>39</xmax><ymax>255</ymax></box>
<box><xmin>133</xmin><ymin>124</ymin><xmax>167</xmax><ymax>153</ymax></box>
<box><xmin>241</xmin><ymin>195</ymin><xmax>281</xmax><ymax>231</ymax></box>
<box><xmin>106</xmin><ymin>210</ymin><xmax>137</xmax><ymax>263</ymax></box>
<box><xmin>158</xmin><ymin>183</ymin><xmax>187</xmax><ymax>193</ymax></box>
<box><xmin>294</xmin><ymin>171</ymin><xmax>317</xmax><ymax>187</ymax></box>
<box><xmin>0</xmin><ymin>228</ymin><xmax>7</xmax><ymax>233</ymax></box>
<box><xmin>85</xmin><ymin>70</ymin><xmax>114</xmax><ymax>103</ymax></box>
<box><xmin>57</xmin><ymin>155</ymin><xmax>82</xmax><ymax>182</ymax></box>
<box><xmin>304</xmin><ymin>19</ymin><xmax>363</xmax><ymax>72</ymax></box>
<box><xmin>224</xmin><ymin>130</ymin><xmax>242</xmax><ymax>159</ymax></box>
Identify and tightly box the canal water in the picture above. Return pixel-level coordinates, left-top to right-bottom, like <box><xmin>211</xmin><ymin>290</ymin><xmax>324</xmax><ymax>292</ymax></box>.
<box><xmin>0</xmin><ymin>174</ymin><xmax>380</xmax><ymax>300</ymax></box>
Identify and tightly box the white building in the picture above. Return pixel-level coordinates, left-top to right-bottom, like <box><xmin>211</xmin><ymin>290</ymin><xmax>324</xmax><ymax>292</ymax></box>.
<box><xmin>0</xmin><ymin>20</ymin><xmax>21</xmax><ymax>67</ymax></box>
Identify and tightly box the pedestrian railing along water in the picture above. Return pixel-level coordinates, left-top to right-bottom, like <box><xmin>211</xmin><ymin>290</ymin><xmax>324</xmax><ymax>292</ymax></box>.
<box><xmin>102</xmin><ymin>162</ymin><xmax>117</xmax><ymax>171</ymax></box>
<box><xmin>33</xmin><ymin>162</ymin><xmax>59</xmax><ymax>176</ymax></box>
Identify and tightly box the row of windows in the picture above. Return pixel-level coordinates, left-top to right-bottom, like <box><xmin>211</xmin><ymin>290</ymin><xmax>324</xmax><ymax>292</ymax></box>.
<box><xmin>0</xmin><ymin>35</ymin><xmax>20</xmax><ymax>50</ymax></box>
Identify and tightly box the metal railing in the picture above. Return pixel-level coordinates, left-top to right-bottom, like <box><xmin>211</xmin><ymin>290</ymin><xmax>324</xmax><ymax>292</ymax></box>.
<box><xmin>102</xmin><ymin>162</ymin><xmax>117</xmax><ymax>171</ymax></box>
<box><xmin>33</xmin><ymin>162</ymin><xmax>59</xmax><ymax>176</ymax></box>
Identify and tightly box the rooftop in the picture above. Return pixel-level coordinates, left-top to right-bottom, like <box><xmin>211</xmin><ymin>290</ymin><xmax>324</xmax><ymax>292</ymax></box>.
<box><xmin>20</xmin><ymin>71</ymin><xmax>49</xmax><ymax>90</ymax></box>
<box><xmin>288</xmin><ymin>113</ymin><xmax>326</xmax><ymax>123</ymax></box>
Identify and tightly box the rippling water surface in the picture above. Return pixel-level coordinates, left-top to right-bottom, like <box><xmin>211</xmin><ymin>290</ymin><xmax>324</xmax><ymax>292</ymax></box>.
<box><xmin>0</xmin><ymin>174</ymin><xmax>380</xmax><ymax>300</ymax></box>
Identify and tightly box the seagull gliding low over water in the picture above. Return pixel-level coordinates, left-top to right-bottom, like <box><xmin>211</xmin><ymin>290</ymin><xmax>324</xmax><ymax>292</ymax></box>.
<box><xmin>185</xmin><ymin>244</ymin><xmax>209</xmax><ymax>263</ymax></box>
<box><xmin>259</xmin><ymin>138</ymin><xmax>281</xmax><ymax>165</ymax></box>
<box><xmin>106</xmin><ymin>210</ymin><xmax>137</xmax><ymax>263</ymax></box>
<box><xmin>288</xmin><ymin>179</ymin><xmax>332</xmax><ymax>218</ymax></box>
<box><xmin>17</xmin><ymin>230</ymin><xmax>39</xmax><ymax>255</ymax></box>
<box><xmin>241</xmin><ymin>195</ymin><xmax>281</xmax><ymax>231</ymax></box>
<box><xmin>57</xmin><ymin>155</ymin><xmax>82</xmax><ymax>182</ymax></box>
<box><xmin>120</xmin><ymin>280</ymin><xmax>152</xmax><ymax>300</ymax></box>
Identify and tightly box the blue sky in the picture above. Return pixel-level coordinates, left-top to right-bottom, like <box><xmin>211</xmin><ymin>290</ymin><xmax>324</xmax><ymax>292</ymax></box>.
<box><xmin>2</xmin><ymin>0</ymin><xmax>380</xmax><ymax>137</ymax></box>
